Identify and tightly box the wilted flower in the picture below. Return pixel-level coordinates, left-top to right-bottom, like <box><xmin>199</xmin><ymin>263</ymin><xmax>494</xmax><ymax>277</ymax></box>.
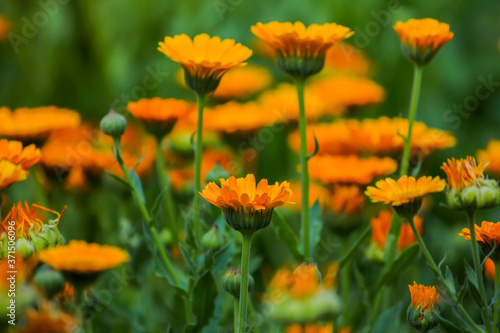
<box><xmin>251</xmin><ymin>21</ymin><xmax>354</xmax><ymax>78</ymax></box>
<box><xmin>442</xmin><ymin>157</ymin><xmax>500</xmax><ymax>210</ymax></box>
<box><xmin>158</xmin><ymin>34</ymin><xmax>252</xmax><ymax>95</ymax></box>
<box><xmin>365</xmin><ymin>175</ymin><xmax>445</xmax><ymax>219</ymax></box>
<box><xmin>407</xmin><ymin>282</ymin><xmax>440</xmax><ymax>332</ymax></box>
<box><xmin>394</xmin><ymin>18</ymin><xmax>453</xmax><ymax>65</ymax></box>
<box><xmin>0</xmin><ymin>201</ymin><xmax>65</xmax><ymax>259</ymax></box>
<box><xmin>200</xmin><ymin>174</ymin><xmax>293</xmax><ymax>233</ymax></box>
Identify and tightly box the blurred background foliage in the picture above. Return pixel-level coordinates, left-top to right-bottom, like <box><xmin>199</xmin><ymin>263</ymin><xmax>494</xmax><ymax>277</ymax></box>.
<box><xmin>1</xmin><ymin>0</ymin><xmax>500</xmax><ymax>331</ymax></box>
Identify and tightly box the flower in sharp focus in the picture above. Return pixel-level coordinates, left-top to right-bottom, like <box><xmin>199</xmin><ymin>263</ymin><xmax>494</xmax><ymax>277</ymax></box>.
<box><xmin>393</xmin><ymin>18</ymin><xmax>453</xmax><ymax>66</ymax></box>
<box><xmin>251</xmin><ymin>21</ymin><xmax>354</xmax><ymax>78</ymax></box>
<box><xmin>309</xmin><ymin>155</ymin><xmax>398</xmax><ymax>185</ymax></box>
<box><xmin>158</xmin><ymin>33</ymin><xmax>252</xmax><ymax>95</ymax></box>
<box><xmin>442</xmin><ymin>157</ymin><xmax>500</xmax><ymax>210</ymax></box>
<box><xmin>38</xmin><ymin>240</ymin><xmax>129</xmax><ymax>288</ymax></box>
<box><xmin>459</xmin><ymin>221</ymin><xmax>500</xmax><ymax>262</ymax></box>
<box><xmin>0</xmin><ymin>106</ymin><xmax>81</xmax><ymax>143</ymax></box>
<box><xmin>200</xmin><ymin>174</ymin><xmax>293</xmax><ymax>233</ymax></box>
<box><xmin>407</xmin><ymin>282</ymin><xmax>440</xmax><ymax>332</ymax></box>
<box><xmin>0</xmin><ymin>201</ymin><xmax>65</xmax><ymax>259</ymax></box>
<box><xmin>365</xmin><ymin>175</ymin><xmax>445</xmax><ymax>220</ymax></box>
<box><xmin>309</xmin><ymin>76</ymin><xmax>385</xmax><ymax>109</ymax></box>
<box><xmin>127</xmin><ymin>97</ymin><xmax>193</xmax><ymax>138</ymax></box>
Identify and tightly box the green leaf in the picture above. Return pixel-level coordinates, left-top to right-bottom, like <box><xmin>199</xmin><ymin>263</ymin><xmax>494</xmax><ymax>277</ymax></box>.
<box><xmin>186</xmin><ymin>272</ymin><xmax>218</xmax><ymax>333</ymax></box>
<box><xmin>436</xmin><ymin>311</ymin><xmax>464</xmax><ymax>332</ymax></box>
<box><xmin>212</xmin><ymin>242</ymin><xmax>235</xmax><ymax>275</ymax></box>
<box><xmin>105</xmin><ymin>170</ymin><xmax>132</xmax><ymax>189</ymax></box>
<box><xmin>445</xmin><ymin>266</ymin><xmax>456</xmax><ymax>297</ymax></box>
<box><xmin>150</xmin><ymin>187</ymin><xmax>168</xmax><ymax>219</ymax></box>
<box><xmin>438</xmin><ymin>251</ymin><xmax>448</xmax><ymax>270</ymax></box>
<box><xmin>372</xmin><ymin>304</ymin><xmax>402</xmax><ymax>333</ymax></box>
<box><xmin>309</xmin><ymin>200</ymin><xmax>323</xmax><ymax>256</ymax></box>
<box><xmin>129</xmin><ymin>168</ymin><xmax>145</xmax><ymax>205</ymax></box>
<box><xmin>464</xmin><ymin>260</ymin><xmax>485</xmax><ymax>307</ymax></box>
<box><xmin>165</xmin><ymin>292</ymin><xmax>188</xmax><ymax>333</ymax></box>
<box><xmin>377</xmin><ymin>244</ymin><xmax>419</xmax><ymax>289</ymax></box>
<box><xmin>272</xmin><ymin>210</ymin><xmax>304</xmax><ymax>262</ymax></box>
<box><xmin>179</xmin><ymin>243</ymin><xmax>198</xmax><ymax>277</ymax></box>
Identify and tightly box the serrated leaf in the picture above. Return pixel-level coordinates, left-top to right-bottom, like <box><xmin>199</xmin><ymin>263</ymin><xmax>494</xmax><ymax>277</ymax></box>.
<box><xmin>377</xmin><ymin>244</ymin><xmax>419</xmax><ymax>289</ymax></box>
<box><xmin>272</xmin><ymin>210</ymin><xmax>304</xmax><ymax>262</ymax></box>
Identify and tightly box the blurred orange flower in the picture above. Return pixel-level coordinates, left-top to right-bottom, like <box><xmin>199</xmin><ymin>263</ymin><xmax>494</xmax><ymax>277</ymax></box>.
<box><xmin>16</xmin><ymin>304</ymin><xmax>76</xmax><ymax>333</ymax></box>
<box><xmin>0</xmin><ymin>106</ymin><xmax>81</xmax><ymax>141</ymax></box>
<box><xmin>371</xmin><ymin>210</ymin><xmax>423</xmax><ymax>251</ymax></box>
<box><xmin>286</xmin><ymin>323</ymin><xmax>350</xmax><ymax>333</ymax></box>
<box><xmin>0</xmin><ymin>139</ymin><xmax>41</xmax><ymax>169</ymax></box>
<box><xmin>330</xmin><ymin>185</ymin><xmax>365</xmax><ymax>215</ymax></box>
<box><xmin>0</xmin><ymin>160</ymin><xmax>28</xmax><ymax>191</ymax></box>
<box><xmin>478</xmin><ymin>140</ymin><xmax>500</xmax><ymax>177</ymax></box>
<box><xmin>0</xmin><ymin>15</ymin><xmax>10</xmax><ymax>41</ymax></box>
<box><xmin>485</xmin><ymin>258</ymin><xmax>495</xmax><ymax>280</ymax></box>
<box><xmin>309</xmin><ymin>155</ymin><xmax>397</xmax><ymax>185</ymax></box>
<box><xmin>127</xmin><ymin>97</ymin><xmax>192</xmax><ymax>127</ymax></box>
<box><xmin>310</xmin><ymin>76</ymin><xmax>385</xmax><ymax>108</ymax></box>
<box><xmin>287</xmin><ymin>181</ymin><xmax>329</xmax><ymax>211</ymax></box>
<box><xmin>324</xmin><ymin>42</ymin><xmax>371</xmax><ymax>76</ymax></box>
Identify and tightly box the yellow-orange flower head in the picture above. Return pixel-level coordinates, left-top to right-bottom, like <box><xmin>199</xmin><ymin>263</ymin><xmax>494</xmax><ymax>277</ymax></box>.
<box><xmin>16</xmin><ymin>304</ymin><xmax>76</xmax><ymax>333</ymax></box>
<box><xmin>365</xmin><ymin>175</ymin><xmax>445</xmax><ymax>219</ymax></box>
<box><xmin>460</xmin><ymin>221</ymin><xmax>500</xmax><ymax>262</ymax></box>
<box><xmin>478</xmin><ymin>140</ymin><xmax>500</xmax><ymax>177</ymax></box>
<box><xmin>1</xmin><ymin>201</ymin><xmax>65</xmax><ymax>258</ymax></box>
<box><xmin>158</xmin><ymin>33</ymin><xmax>252</xmax><ymax>95</ymax></box>
<box><xmin>0</xmin><ymin>139</ymin><xmax>41</xmax><ymax>169</ymax></box>
<box><xmin>38</xmin><ymin>240</ymin><xmax>129</xmax><ymax>275</ymax></box>
<box><xmin>200</xmin><ymin>174</ymin><xmax>293</xmax><ymax>232</ymax></box>
<box><xmin>394</xmin><ymin>18</ymin><xmax>453</xmax><ymax>65</ymax></box>
<box><xmin>210</xmin><ymin>65</ymin><xmax>272</xmax><ymax>99</ymax></box>
<box><xmin>442</xmin><ymin>157</ymin><xmax>500</xmax><ymax>210</ymax></box>
<box><xmin>407</xmin><ymin>282</ymin><xmax>440</xmax><ymax>331</ymax></box>
<box><xmin>0</xmin><ymin>106</ymin><xmax>81</xmax><ymax>142</ymax></box>
<box><xmin>251</xmin><ymin>21</ymin><xmax>354</xmax><ymax>78</ymax></box>
<box><xmin>371</xmin><ymin>210</ymin><xmax>423</xmax><ymax>253</ymax></box>
<box><xmin>0</xmin><ymin>160</ymin><xmax>28</xmax><ymax>192</ymax></box>
<box><xmin>127</xmin><ymin>97</ymin><xmax>193</xmax><ymax>137</ymax></box>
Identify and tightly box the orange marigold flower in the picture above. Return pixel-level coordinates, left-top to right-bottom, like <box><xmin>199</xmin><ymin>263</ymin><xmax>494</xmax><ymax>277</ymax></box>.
<box><xmin>251</xmin><ymin>21</ymin><xmax>354</xmax><ymax>78</ymax></box>
<box><xmin>442</xmin><ymin>157</ymin><xmax>488</xmax><ymax>190</ymax></box>
<box><xmin>200</xmin><ymin>174</ymin><xmax>292</xmax><ymax>232</ymax></box>
<box><xmin>127</xmin><ymin>97</ymin><xmax>193</xmax><ymax>133</ymax></box>
<box><xmin>365</xmin><ymin>175</ymin><xmax>445</xmax><ymax>206</ymax></box>
<box><xmin>309</xmin><ymin>76</ymin><xmax>385</xmax><ymax>109</ymax></box>
<box><xmin>158</xmin><ymin>33</ymin><xmax>252</xmax><ymax>95</ymax></box>
<box><xmin>0</xmin><ymin>106</ymin><xmax>81</xmax><ymax>141</ymax></box>
<box><xmin>365</xmin><ymin>175</ymin><xmax>445</xmax><ymax>219</ymax></box>
<box><xmin>0</xmin><ymin>15</ymin><xmax>10</xmax><ymax>41</ymax></box>
<box><xmin>330</xmin><ymin>185</ymin><xmax>365</xmax><ymax>216</ymax></box>
<box><xmin>478</xmin><ymin>140</ymin><xmax>500</xmax><ymax>177</ymax></box>
<box><xmin>16</xmin><ymin>304</ymin><xmax>76</xmax><ymax>333</ymax></box>
<box><xmin>371</xmin><ymin>210</ymin><xmax>423</xmax><ymax>251</ymax></box>
<box><xmin>394</xmin><ymin>18</ymin><xmax>453</xmax><ymax>65</ymax></box>
<box><xmin>288</xmin><ymin>263</ymin><xmax>321</xmax><ymax>299</ymax></box>
<box><xmin>286</xmin><ymin>323</ymin><xmax>351</xmax><ymax>333</ymax></box>
<box><xmin>459</xmin><ymin>221</ymin><xmax>500</xmax><ymax>262</ymax></box>
<box><xmin>0</xmin><ymin>139</ymin><xmax>41</xmax><ymax>169</ymax></box>
<box><xmin>38</xmin><ymin>240</ymin><xmax>129</xmax><ymax>274</ymax></box>
<box><xmin>485</xmin><ymin>258</ymin><xmax>496</xmax><ymax>281</ymax></box>
<box><xmin>408</xmin><ymin>282</ymin><xmax>440</xmax><ymax>311</ymax></box>
<box><xmin>0</xmin><ymin>160</ymin><xmax>28</xmax><ymax>192</ymax></box>
<box><xmin>324</xmin><ymin>42</ymin><xmax>371</xmax><ymax>76</ymax></box>
<box><xmin>258</xmin><ymin>83</ymin><xmax>343</xmax><ymax>121</ymax></box>
<box><xmin>309</xmin><ymin>155</ymin><xmax>398</xmax><ymax>185</ymax></box>
<box><xmin>287</xmin><ymin>181</ymin><xmax>329</xmax><ymax>211</ymax></box>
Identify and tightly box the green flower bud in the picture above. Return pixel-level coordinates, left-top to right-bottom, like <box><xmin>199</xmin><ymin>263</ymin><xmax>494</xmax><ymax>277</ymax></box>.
<box><xmin>222</xmin><ymin>268</ymin><xmax>254</xmax><ymax>299</ymax></box>
<box><xmin>365</xmin><ymin>242</ymin><xmax>385</xmax><ymax>263</ymax></box>
<box><xmin>16</xmin><ymin>238</ymin><xmax>35</xmax><ymax>258</ymax></box>
<box><xmin>100</xmin><ymin>110</ymin><xmax>127</xmax><ymax>138</ymax></box>
<box><xmin>407</xmin><ymin>305</ymin><xmax>440</xmax><ymax>332</ymax></box>
<box><xmin>159</xmin><ymin>228</ymin><xmax>173</xmax><ymax>245</ymax></box>
<box><xmin>35</xmin><ymin>265</ymin><xmax>66</xmax><ymax>299</ymax></box>
<box><xmin>201</xmin><ymin>225</ymin><xmax>223</xmax><ymax>250</ymax></box>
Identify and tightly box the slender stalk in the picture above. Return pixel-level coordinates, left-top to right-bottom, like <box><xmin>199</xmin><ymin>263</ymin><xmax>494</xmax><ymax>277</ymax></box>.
<box><xmin>295</xmin><ymin>78</ymin><xmax>310</xmax><ymax>259</ymax></box>
<box><xmin>238</xmin><ymin>232</ymin><xmax>253</xmax><ymax>333</ymax></box>
<box><xmin>495</xmin><ymin>263</ymin><xmax>500</xmax><ymax>333</ymax></box>
<box><xmin>155</xmin><ymin>142</ymin><xmax>177</xmax><ymax>234</ymax></box>
<box><xmin>341</xmin><ymin>238</ymin><xmax>350</xmax><ymax>309</ymax></box>
<box><xmin>400</xmin><ymin>65</ymin><xmax>423</xmax><ymax>176</ymax></box>
<box><xmin>407</xmin><ymin>217</ymin><xmax>483</xmax><ymax>333</ymax></box>
<box><xmin>467</xmin><ymin>210</ymin><xmax>493</xmax><ymax>333</ymax></box>
<box><xmin>234</xmin><ymin>298</ymin><xmax>240</xmax><ymax>333</ymax></box>
<box><xmin>113</xmin><ymin>138</ymin><xmax>180</xmax><ymax>288</ymax></box>
<box><xmin>194</xmin><ymin>92</ymin><xmax>206</xmax><ymax>239</ymax></box>
<box><xmin>384</xmin><ymin>213</ymin><xmax>402</xmax><ymax>265</ymax></box>
<box><xmin>369</xmin><ymin>288</ymin><xmax>385</xmax><ymax>329</ymax></box>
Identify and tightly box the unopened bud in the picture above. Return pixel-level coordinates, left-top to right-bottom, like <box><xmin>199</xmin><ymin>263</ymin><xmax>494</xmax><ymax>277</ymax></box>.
<box><xmin>222</xmin><ymin>268</ymin><xmax>254</xmax><ymax>299</ymax></box>
<box><xmin>100</xmin><ymin>110</ymin><xmax>127</xmax><ymax>138</ymax></box>
<box><xmin>201</xmin><ymin>225</ymin><xmax>223</xmax><ymax>250</ymax></box>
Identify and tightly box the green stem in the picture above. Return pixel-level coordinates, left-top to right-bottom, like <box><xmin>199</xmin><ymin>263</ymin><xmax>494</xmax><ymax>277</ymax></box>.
<box><xmin>296</xmin><ymin>78</ymin><xmax>310</xmax><ymax>260</ymax></box>
<box><xmin>384</xmin><ymin>213</ymin><xmax>402</xmax><ymax>265</ymax></box>
<box><xmin>369</xmin><ymin>288</ymin><xmax>385</xmax><ymax>329</ymax></box>
<box><xmin>194</xmin><ymin>92</ymin><xmax>206</xmax><ymax>239</ymax></box>
<box><xmin>113</xmin><ymin>138</ymin><xmax>180</xmax><ymax>288</ymax></box>
<box><xmin>407</xmin><ymin>217</ymin><xmax>483</xmax><ymax>333</ymax></box>
<box><xmin>467</xmin><ymin>210</ymin><xmax>493</xmax><ymax>333</ymax></box>
<box><xmin>155</xmin><ymin>143</ymin><xmax>178</xmax><ymax>237</ymax></box>
<box><xmin>238</xmin><ymin>232</ymin><xmax>253</xmax><ymax>333</ymax></box>
<box><xmin>234</xmin><ymin>298</ymin><xmax>240</xmax><ymax>333</ymax></box>
<box><xmin>495</xmin><ymin>263</ymin><xmax>500</xmax><ymax>333</ymax></box>
<box><xmin>400</xmin><ymin>65</ymin><xmax>423</xmax><ymax>176</ymax></box>
<box><xmin>341</xmin><ymin>239</ymin><xmax>350</xmax><ymax>309</ymax></box>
